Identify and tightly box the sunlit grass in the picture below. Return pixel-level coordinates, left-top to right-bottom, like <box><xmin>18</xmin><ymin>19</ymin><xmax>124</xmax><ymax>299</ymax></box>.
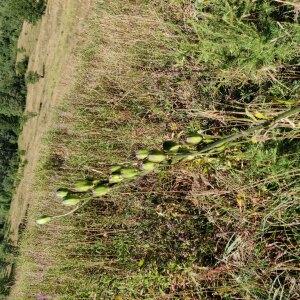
<box><xmin>11</xmin><ymin>0</ymin><xmax>300</xmax><ymax>299</ymax></box>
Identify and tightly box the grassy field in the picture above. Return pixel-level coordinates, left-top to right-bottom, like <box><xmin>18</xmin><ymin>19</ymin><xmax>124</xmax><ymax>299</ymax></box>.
<box><xmin>10</xmin><ymin>0</ymin><xmax>300</xmax><ymax>299</ymax></box>
<box><xmin>9</xmin><ymin>0</ymin><xmax>92</xmax><ymax>245</ymax></box>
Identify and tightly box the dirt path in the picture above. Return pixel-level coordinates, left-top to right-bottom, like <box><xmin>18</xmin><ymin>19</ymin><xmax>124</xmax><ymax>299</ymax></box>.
<box><xmin>8</xmin><ymin>0</ymin><xmax>92</xmax><ymax>245</ymax></box>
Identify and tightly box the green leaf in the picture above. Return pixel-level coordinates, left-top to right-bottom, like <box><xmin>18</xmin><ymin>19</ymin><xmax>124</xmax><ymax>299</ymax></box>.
<box><xmin>251</xmin><ymin>135</ymin><xmax>259</xmax><ymax>144</ymax></box>
<box><xmin>182</xmin><ymin>153</ymin><xmax>197</xmax><ymax>161</ymax></box>
<box><xmin>109</xmin><ymin>174</ymin><xmax>124</xmax><ymax>184</ymax></box>
<box><xmin>224</xmin><ymin>235</ymin><xmax>242</xmax><ymax>258</ymax></box>
<box><xmin>62</xmin><ymin>195</ymin><xmax>81</xmax><ymax>206</ymax></box>
<box><xmin>136</xmin><ymin>149</ymin><xmax>149</xmax><ymax>160</ymax></box>
<box><xmin>121</xmin><ymin>168</ymin><xmax>139</xmax><ymax>179</ymax></box>
<box><xmin>93</xmin><ymin>184</ymin><xmax>110</xmax><ymax>197</ymax></box>
<box><xmin>142</xmin><ymin>161</ymin><xmax>156</xmax><ymax>172</ymax></box>
<box><xmin>214</xmin><ymin>144</ymin><xmax>227</xmax><ymax>152</ymax></box>
<box><xmin>163</xmin><ymin>140</ymin><xmax>180</xmax><ymax>152</ymax></box>
<box><xmin>148</xmin><ymin>150</ymin><xmax>166</xmax><ymax>163</ymax></box>
<box><xmin>36</xmin><ymin>216</ymin><xmax>52</xmax><ymax>225</ymax></box>
<box><xmin>274</xmin><ymin>99</ymin><xmax>297</xmax><ymax>106</ymax></box>
<box><xmin>110</xmin><ymin>166</ymin><xmax>122</xmax><ymax>174</ymax></box>
<box><xmin>245</xmin><ymin>108</ymin><xmax>258</xmax><ymax>122</ymax></box>
<box><xmin>138</xmin><ymin>258</ymin><xmax>145</xmax><ymax>267</ymax></box>
<box><xmin>56</xmin><ymin>188</ymin><xmax>69</xmax><ymax>199</ymax></box>
<box><xmin>254</xmin><ymin>111</ymin><xmax>268</xmax><ymax>120</ymax></box>
<box><xmin>203</xmin><ymin>135</ymin><xmax>216</xmax><ymax>143</ymax></box>
<box><xmin>93</xmin><ymin>179</ymin><xmax>100</xmax><ymax>185</ymax></box>
<box><xmin>74</xmin><ymin>179</ymin><xmax>93</xmax><ymax>192</ymax></box>
<box><xmin>173</xmin><ymin>148</ymin><xmax>195</xmax><ymax>162</ymax></box>
<box><xmin>186</xmin><ymin>133</ymin><xmax>202</xmax><ymax>145</ymax></box>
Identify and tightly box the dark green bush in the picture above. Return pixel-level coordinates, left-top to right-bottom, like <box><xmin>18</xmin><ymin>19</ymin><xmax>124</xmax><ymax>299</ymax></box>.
<box><xmin>178</xmin><ymin>0</ymin><xmax>300</xmax><ymax>84</ymax></box>
<box><xmin>26</xmin><ymin>71</ymin><xmax>41</xmax><ymax>84</ymax></box>
<box><xmin>0</xmin><ymin>0</ymin><xmax>46</xmax><ymax>295</ymax></box>
<box><xmin>6</xmin><ymin>0</ymin><xmax>46</xmax><ymax>24</ymax></box>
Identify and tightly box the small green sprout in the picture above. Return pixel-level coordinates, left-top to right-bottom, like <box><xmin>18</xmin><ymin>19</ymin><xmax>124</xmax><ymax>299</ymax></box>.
<box><xmin>93</xmin><ymin>184</ymin><xmax>110</xmax><ymax>197</ymax></box>
<box><xmin>203</xmin><ymin>136</ymin><xmax>215</xmax><ymax>143</ymax></box>
<box><xmin>109</xmin><ymin>174</ymin><xmax>124</xmax><ymax>184</ymax></box>
<box><xmin>163</xmin><ymin>140</ymin><xmax>180</xmax><ymax>152</ymax></box>
<box><xmin>142</xmin><ymin>161</ymin><xmax>156</xmax><ymax>172</ymax></box>
<box><xmin>136</xmin><ymin>149</ymin><xmax>149</xmax><ymax>160</ymax></box>
<box><xmin>148</xmin><ymin>150</ymin><xmax>167</xmax><ymax>163</ymax></box>
<box><xmin>74</xmin><ymin>179</ymin><xmax>93</xmax><ymax>192</ymax></box>
<box><xmin>121</xmin><ymin>168</ymin><xmax>139</xmax><ymax>179</ymax></box>
<box><xmin>56</xmin><ymin>188</ymin><xmax>69</xmax><ymax>198</ymax></box>
<box><xmin>36</xmin><ymin>216</ymin><xmax>52</xmax><ymax>225</ymax></box>
<box><xmin>93</xmin><ymin>179</ymin><xmax>100</xmax><ymax>185</ymax></box>
<box><xmin>110</xmin><ymin>165</ymin><xmax>122</xmax><ymax>173</ymax></box>
<box><xmin>62</xmin><ymin>195</ymin><xmax>82</xmax><ymax>206</ymax></box>
<box><xmin>171</xmin><ymin>152</ymin><xmax>196</xmax><ymax>163</ymax></box>
<box><xmin>186</xmin><ymin>133</ymin><xmax>203</xmax><ymax>145</ymax></box>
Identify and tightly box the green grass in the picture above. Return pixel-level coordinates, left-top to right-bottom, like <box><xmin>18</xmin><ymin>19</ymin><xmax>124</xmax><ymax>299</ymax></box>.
<box><xmin>11</xmin><ymin>0</ymin><xmax>300</xmax><ymax>299</ymax></box>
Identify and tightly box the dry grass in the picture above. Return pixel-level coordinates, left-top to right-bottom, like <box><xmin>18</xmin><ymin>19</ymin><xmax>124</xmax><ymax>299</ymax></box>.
<box><xmin>10</xmin><ymin>1</ymin><xmax>174</xmax><ymax>299</ymax></box>
<box><xmin>9</xmin><ymin>0</ymin><xmax>92</xmax><ymax>245</ymax></box>
<box><xmin>9</xmin><ymin>0</ymin><xmax>300</xmax><ymax>299</ymax></box>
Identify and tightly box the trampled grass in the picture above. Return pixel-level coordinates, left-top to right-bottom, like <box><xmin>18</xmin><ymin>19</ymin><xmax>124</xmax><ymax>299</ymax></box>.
<box><xmin>10</xmin><ymin>0</ymin><xmax>300</xmax><ymax>299</ymax></box>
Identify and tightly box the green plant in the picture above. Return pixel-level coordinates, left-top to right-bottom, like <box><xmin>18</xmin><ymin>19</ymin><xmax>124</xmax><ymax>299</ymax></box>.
<box><xmin>37</xmin><ymin>105</ymin><xmax>300</xmax><ymax>224</ymax></box>
<box><xmin>0</xmin><ymin>0</ymin><xmax>45</xmax><ymax>295</ymax></box>
<box><xmin>26</xmin><ymin>71</ymin><xmax>41</xmax><ymax>84</ymax></box>
<box><xmin>11</xmin><ymin>0</ymin><xmax>300</xmax><ymax>298</ymax></box>
<box><xmin>177</xmin><ymin>0</ymin><xmax>300</xmax><ymax>84</ymax></box>
<box><xmin>7</xmin><ymin>0</ymin><xmax>46</xmax><ymax>24</ymax></box>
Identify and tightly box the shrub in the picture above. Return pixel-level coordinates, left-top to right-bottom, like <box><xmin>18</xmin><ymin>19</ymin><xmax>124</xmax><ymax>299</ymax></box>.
<box><xmin>177</xmin><ymin>0</ymin><xmax>300</xmax><ymax>84</ymax></box>
<box><xmin>26</xmin><ymin>71</ymin><xmax>41</xmax><ymax>84</ymax></box>
<box><xmin>0</xmin><ymin>0</ymin><xmax>45</xmax><ymax>296</ymax></box>
<box><xmin>7</xmin><ymin>0</ymin><xmax>46</xmax><ymax>24</ymax></box>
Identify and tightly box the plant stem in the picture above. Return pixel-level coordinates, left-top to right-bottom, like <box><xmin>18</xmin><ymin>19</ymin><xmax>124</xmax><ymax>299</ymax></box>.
<box><xmin>44</xmin><ymin>106</ymin><xmax>300</xmax><ymax>222</ymax></box>
<box><xmin>52</xmin><ymin>198</ymin><xmax>92</xmax><ymax>220</ymax></box>
<box><xmin>197</xmin><ymin>105</ymin><xmax>300</xmax><ymax>154</ymax></box>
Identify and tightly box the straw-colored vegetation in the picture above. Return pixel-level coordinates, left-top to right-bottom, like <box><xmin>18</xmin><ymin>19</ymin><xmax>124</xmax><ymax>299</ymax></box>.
<box><xmin>9</xmin><ymin>0</ymin><xmax>300</xmax><ymax>299</ymax></box>
<box><xmin>0</xmin><ymin>0</ymin><xmax>46</xmax><ymax>296</ymax></box>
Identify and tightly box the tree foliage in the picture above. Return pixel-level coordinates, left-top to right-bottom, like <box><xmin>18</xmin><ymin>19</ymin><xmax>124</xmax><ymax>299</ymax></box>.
<box><xmin>0</xmin><ymin>0</ymin><xmax>45</xmax><ymax>295</ymax></box>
